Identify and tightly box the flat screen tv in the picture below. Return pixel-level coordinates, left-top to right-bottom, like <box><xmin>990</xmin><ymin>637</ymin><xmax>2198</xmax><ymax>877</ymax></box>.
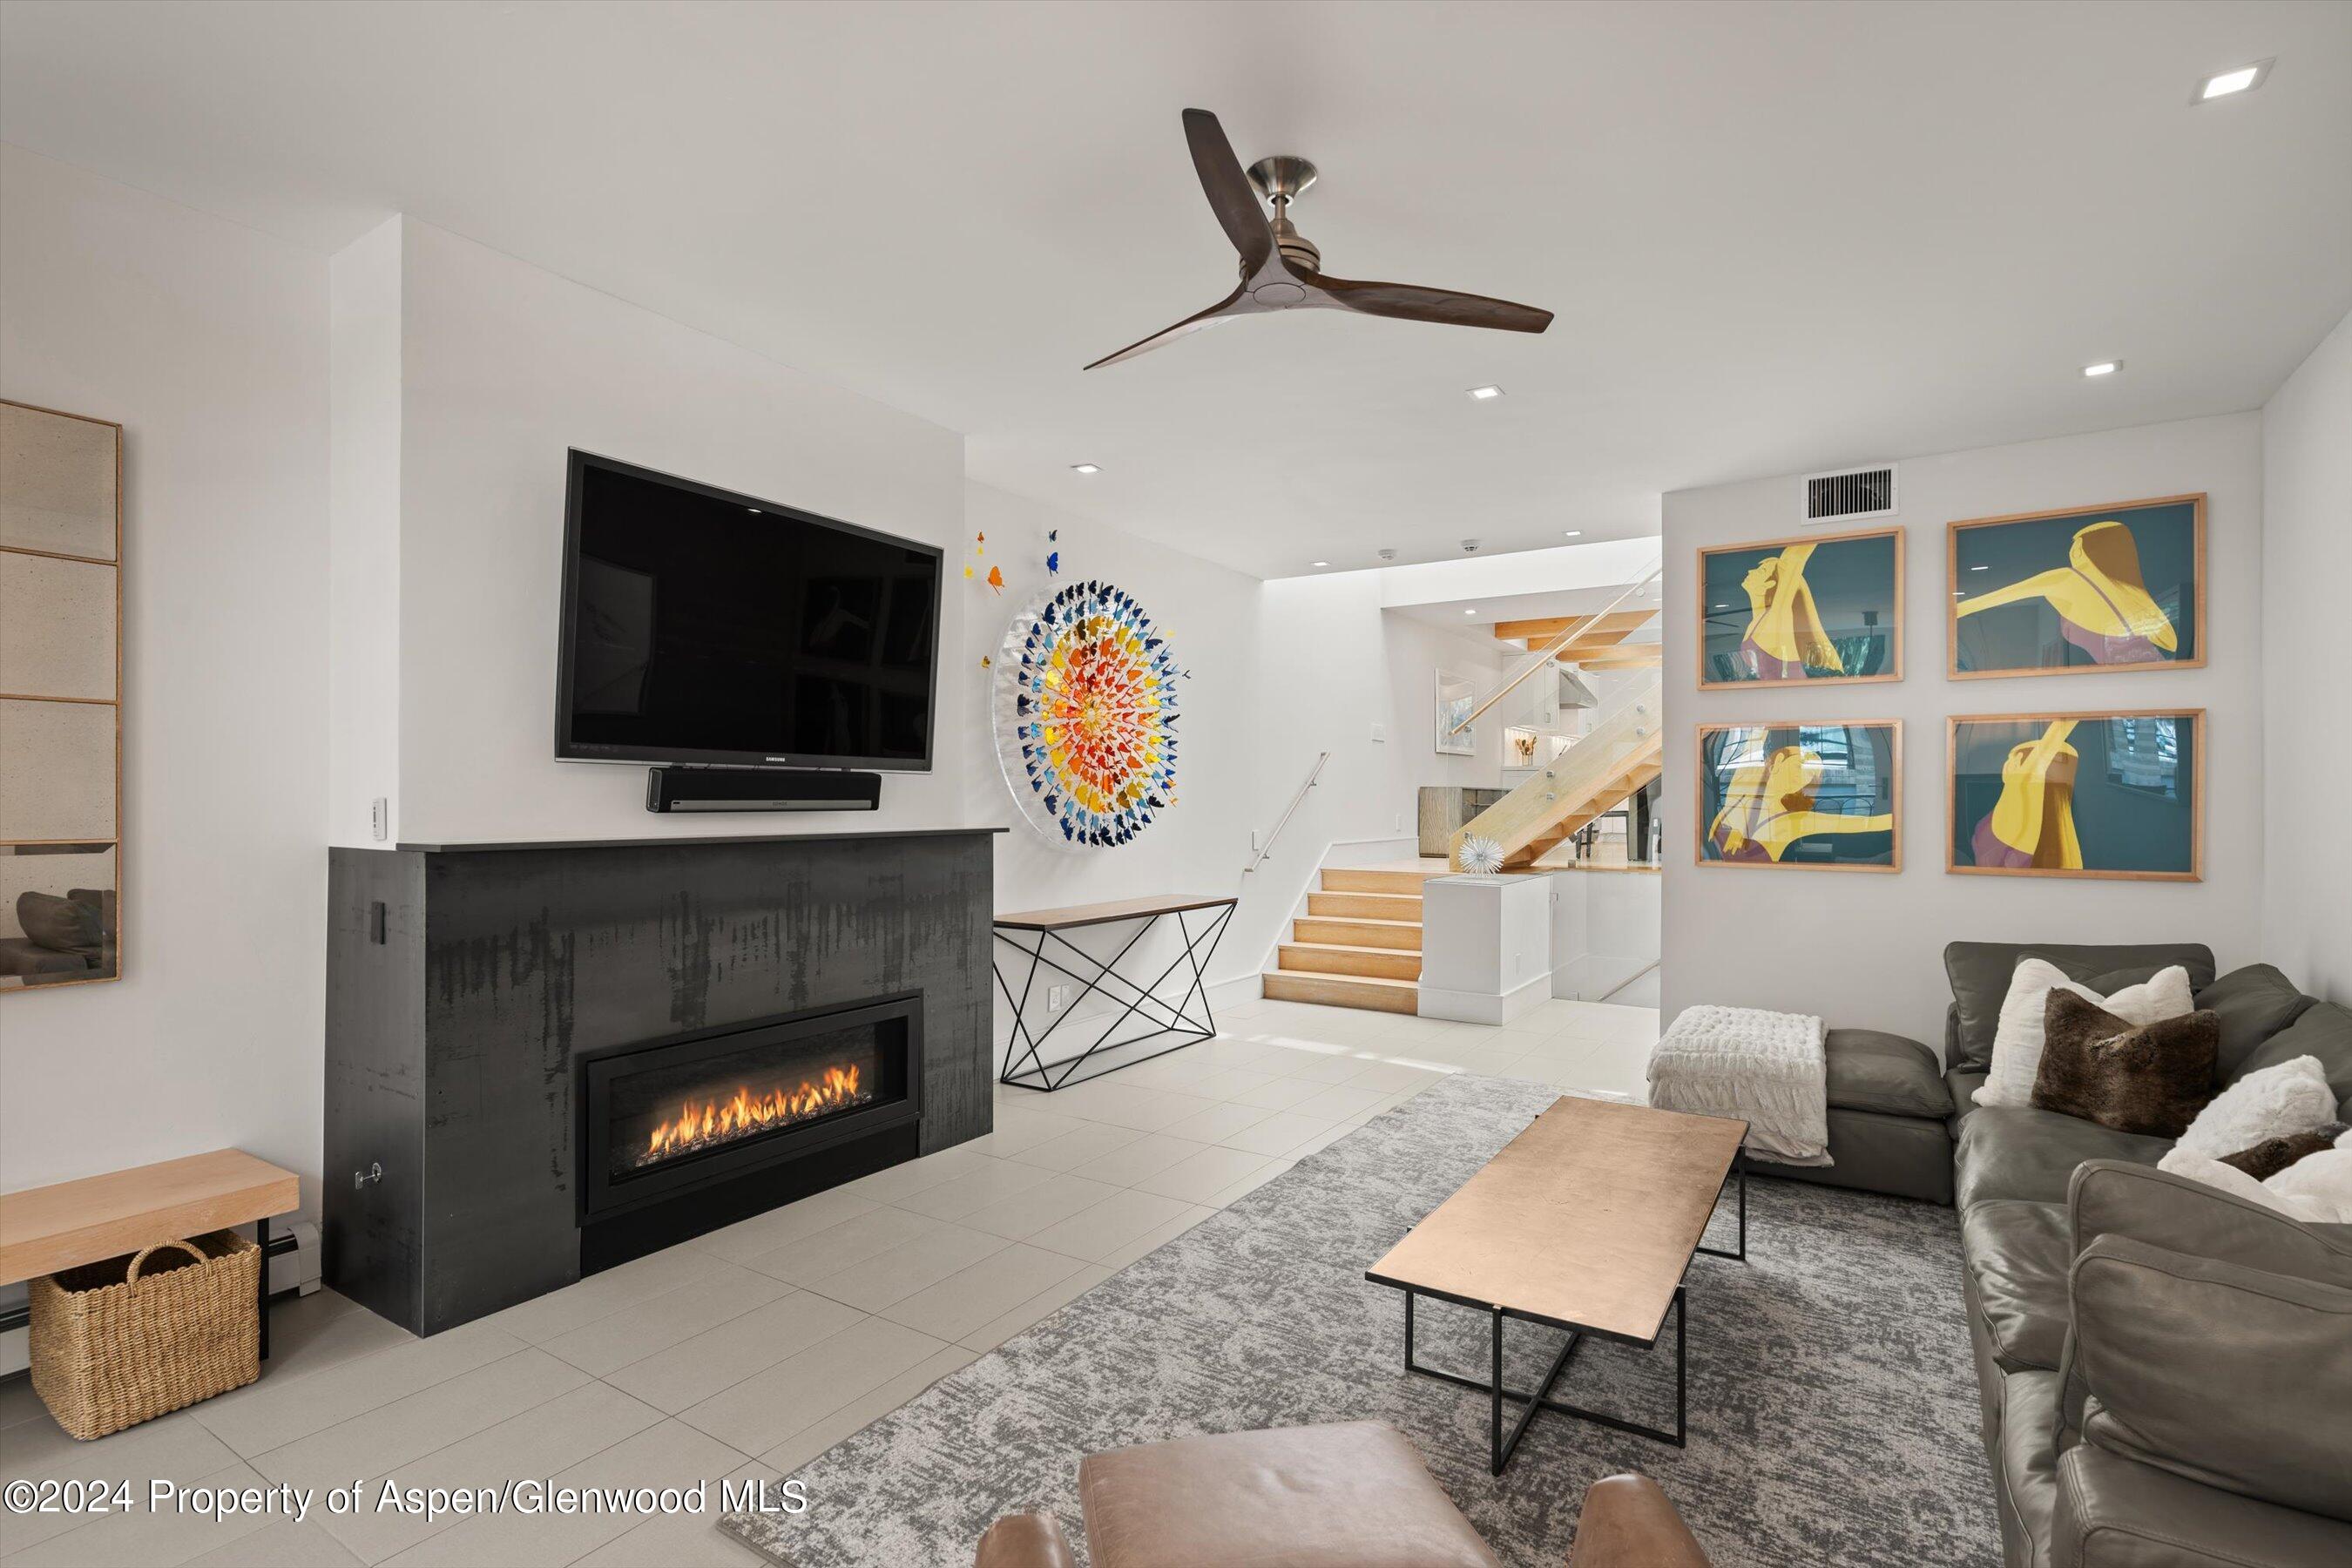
<box><xmin>555</xmin><ymin>450</ymin><xmax>942</xmax><ymax>771</ymax></box>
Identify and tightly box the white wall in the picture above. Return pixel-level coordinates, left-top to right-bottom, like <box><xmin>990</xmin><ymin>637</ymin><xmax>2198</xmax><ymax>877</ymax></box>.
<box><xmin>961</xmin><ymin>483</ymin><xmax>1266</xmax><ymax>1068</ymax></box>
<box><xmin>2260</xmin><ymin>308</ymin><xmax>2352</xmax><ymax>1004</ymax></box>
<box><xmin>327</xmin><ymin>216</ymin><xmax>402</xmax><ymax>848</ymax></box>
<box><xmin>0</xmin><ymin>146</ymin><xmax>330</xmax><ymax>1211</ymax></box>
<box><xmin>1661</xmin><ymin>413</ymin><xmax>2266</xmax><ymax>1049</ymax></box>
<box><xmin>381</xmin><ymin>220</ymin><xmax>968</xmax><ymax>844</ymax></box>
<box><xmin>1221</xmin><ymin>573</ymin><xmax>1510</xmax><ymax>972</ymax></box>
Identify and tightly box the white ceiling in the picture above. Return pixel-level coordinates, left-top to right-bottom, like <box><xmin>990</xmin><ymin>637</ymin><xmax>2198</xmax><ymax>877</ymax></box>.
<box><xmin>3</xmin><ymin>2</ymin><xmax>2347</xmax><ymax>579</ymax></box>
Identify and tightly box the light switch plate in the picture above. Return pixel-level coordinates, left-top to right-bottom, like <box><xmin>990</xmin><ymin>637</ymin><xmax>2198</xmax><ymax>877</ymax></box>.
<box><xmin>1370</xmin><ymin>723</ymin><xmax>1387</xmax><ymax>742</ymax></box>
<box><xmin>370</xmin><ymin>797</ymin><xmax>389</xmax><ymax>841</ymax></box>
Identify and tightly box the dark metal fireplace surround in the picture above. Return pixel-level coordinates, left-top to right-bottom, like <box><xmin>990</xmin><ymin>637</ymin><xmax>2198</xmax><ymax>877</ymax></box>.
<box><xmin>578</xmin><ymin>995</ymin><xmax>923</xmax><ymax>1272</ymax></box>
<box><xmin>324</xmin><ymin>829</ymin><xmax>997</xmax><ymax>1338</ymax></box>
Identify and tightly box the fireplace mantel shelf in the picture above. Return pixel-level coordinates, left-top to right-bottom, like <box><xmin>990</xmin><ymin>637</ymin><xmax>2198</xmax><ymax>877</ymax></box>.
<box><xmin>394</xmin><ymin>827</ymin><xmax>1008</xmax><ymax>854</ymax></box>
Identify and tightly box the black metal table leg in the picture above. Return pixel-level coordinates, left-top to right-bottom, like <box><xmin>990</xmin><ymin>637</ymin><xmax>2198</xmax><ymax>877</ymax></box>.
<box><xmin>1697</xmin><ymin>1148</ymin><xmax>1747</xmax><ymax>1261</ymax></box>
<box><xmin>993</xmin><ymin>902</ymin><xmax>1237</xmax><ymax>1092</ymax></box>
<box><xmin>255</xmin><ymin>1213</ymin><xmax>269</xmax><ymax>1362</ymax></box>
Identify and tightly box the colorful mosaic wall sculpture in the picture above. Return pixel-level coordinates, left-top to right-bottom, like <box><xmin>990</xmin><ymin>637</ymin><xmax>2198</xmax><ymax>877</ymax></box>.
<box><xmin>993</xmin><ymin>580</ymin><xmax>1180</xmax><ymax>848</ymax></box>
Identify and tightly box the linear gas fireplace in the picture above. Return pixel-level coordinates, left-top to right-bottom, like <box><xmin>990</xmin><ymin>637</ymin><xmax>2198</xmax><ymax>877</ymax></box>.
<box><xmin>577</xmin><ymin>994</ymin><xmax>923</xmax><ymax>1272</ymax></box>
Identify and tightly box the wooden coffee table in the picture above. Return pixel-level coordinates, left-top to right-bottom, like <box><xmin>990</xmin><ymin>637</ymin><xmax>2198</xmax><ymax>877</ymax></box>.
<box><xmin>1365</xmin><ymin>1095</ymin><xmax>1747</xmax><ymax>1473</ymax></box>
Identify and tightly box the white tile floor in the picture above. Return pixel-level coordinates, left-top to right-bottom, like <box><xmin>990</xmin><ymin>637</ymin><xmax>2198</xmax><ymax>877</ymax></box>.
<box><xmin>0</xmin><ymin>997</ymin><xmax>1657</xmax><ymax>1568</ymax></box>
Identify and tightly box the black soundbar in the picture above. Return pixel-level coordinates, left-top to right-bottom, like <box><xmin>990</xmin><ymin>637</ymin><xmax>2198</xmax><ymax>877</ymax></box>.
<box><xmin>646</xmin><ymin>767</ymin><xmax>882</xmax><ymax>814</ymax></box>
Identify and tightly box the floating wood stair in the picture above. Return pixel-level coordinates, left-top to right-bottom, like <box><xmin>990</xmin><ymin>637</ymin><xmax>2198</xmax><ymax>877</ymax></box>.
<box><xmin>1451</xmin><ymin>668</ymin><xmax>1663</xmax><ymax>871</ymax></box>
<box><xmin>1264</xmin><ymin>864</ymin><xmax>1443</xmax><ymax>1013</ymax></box>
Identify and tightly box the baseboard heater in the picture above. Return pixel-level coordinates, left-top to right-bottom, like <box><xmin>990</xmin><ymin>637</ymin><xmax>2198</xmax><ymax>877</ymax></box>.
<box><xmin>647</xmin><ymin>766</ymin><xmax>882</xmax><ymax>813</ymax></box>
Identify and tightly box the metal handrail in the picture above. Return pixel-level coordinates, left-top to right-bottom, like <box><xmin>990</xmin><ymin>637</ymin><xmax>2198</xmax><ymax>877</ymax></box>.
<box><xmin>1245</xmin><ymin>750</ymin><xmax>1330</xmax><ymax>875</ymax></box>
<box><xmin>1450</xmin><ymin>560</ymin><xmax>1664</xmax><ymax>735</ymax></box>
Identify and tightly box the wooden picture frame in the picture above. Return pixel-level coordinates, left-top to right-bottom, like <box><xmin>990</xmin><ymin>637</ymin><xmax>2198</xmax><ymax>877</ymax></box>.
<box><xmin>1</xmin><ymin>399</ymin><xmax>125</xmax><ymax>992</ymax></box>
<box><xmin>1694</xmin><ymin>719</ymin><xmax>1903</xmax><ymax>874</ymax></box>
<box><xmin>1946</xmin><ymin>709</ymin><xmax>2203</xmax><ymax>882</ymax></box>
<box><xmin>1946</xmin><ymin>494</ymin><xmax>2206</xmax><ymax>679</ymax></box>
<box><xmin>1696</xmin><ymin>524</ymin><xmax>1904</xmax><ymax>689</ymax></box>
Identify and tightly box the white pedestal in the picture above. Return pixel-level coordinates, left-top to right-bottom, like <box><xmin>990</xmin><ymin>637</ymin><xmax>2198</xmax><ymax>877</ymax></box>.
<box><xmin>1416</xmin><ymin>874</ymin><xmax>1554</xmax><ymax>1025</ymax></box>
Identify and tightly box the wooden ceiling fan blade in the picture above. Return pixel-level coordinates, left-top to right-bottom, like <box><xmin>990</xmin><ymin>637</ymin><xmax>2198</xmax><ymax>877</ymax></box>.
<box><xmin>1084</xmin><ymin>286</ymin><xmax>1255</xmax><ymax>370</ymax></box>
<box><xmin>1182</xmin><ymin>108</ymin><xmax>1274</xmax><ymax>273</ymax></box>
<box><xmin>1303</xmin><ymin>272</ymin><xmax>1553</xmax><ymax>334</ymax></box>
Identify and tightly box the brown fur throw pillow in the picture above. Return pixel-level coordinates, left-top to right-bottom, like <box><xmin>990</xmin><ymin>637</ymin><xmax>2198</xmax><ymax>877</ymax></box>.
<box><xmin>2220</xmin><ymin>1122</ymin><xmax>2349</xmax><ymax>1181</ymax></box>
<box><xmin>2030</xmin><ymin>988</ymin><xmax>2218</xmax><ymax>1136</ymax></box>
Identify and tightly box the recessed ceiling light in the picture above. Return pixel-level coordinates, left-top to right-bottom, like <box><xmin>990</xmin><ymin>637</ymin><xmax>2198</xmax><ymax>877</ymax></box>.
<box><xmin>1310</xmin><ymin>560</ymin><xmax>1329</xmax><ymax>568</ymax></box>
<box><xmin>1070</xmin><ymin>463</ymin><xmax>1100</xmax><ymax>475</ymax></box>
<box><xmin>1466</xmin><ymin>385</ymin><xmax>1504</xmax><ymax>401</ymax></box>
<box><xmin>2196</xmin><ymin>59</ymin><xmax>2271</xmax><ymax>102</ymax></box>
<box><xmin>2082</xmin><ymin>360</ymin><xmax>2122</xmax><ymax>378</ymax></box>
<box><xmin>1562</xmin><ymin>530</ymin><xmax>1583</xmax><ymax>538</ymax></box>
<box><xmin>1463</xmin><ymin>608</ymin><xmax>1477</xmax><ymax>616</ymax></box>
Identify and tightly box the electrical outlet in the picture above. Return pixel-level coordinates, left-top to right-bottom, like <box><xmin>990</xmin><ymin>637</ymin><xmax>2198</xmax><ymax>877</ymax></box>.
<box><xmin>1047</xmin><ymin>984</ymin><xmax>1071</xmax><ymax>1013</ymax></box>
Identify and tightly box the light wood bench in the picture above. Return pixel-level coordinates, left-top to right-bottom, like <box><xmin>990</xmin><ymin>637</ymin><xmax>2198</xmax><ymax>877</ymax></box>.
<box><xmin>0</xmin><ymin>1150</ymin><xmax>300</xmax><ymax>1358</ymax></box>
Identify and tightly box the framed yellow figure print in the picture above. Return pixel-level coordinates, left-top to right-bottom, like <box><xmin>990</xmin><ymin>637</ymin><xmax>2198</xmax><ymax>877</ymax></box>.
<box><xmin>1697</xmin><ymin>526</ymin><xmax>1903</xmax><ymax>688</ymax></box>
<box><xmin>1948</xmin><ymin>710</ymin><xmax>2202</xmax><ymax>881</ymax></box>
<box><xmin>1947</xmin><ymin>496</ymin><xmax>2204</xmax><ymax>679</ymax></box>
<box><xmin>1696</xmin><ymin>720</ymin><xmax>1902</xmax><ymax>872</ymax></box>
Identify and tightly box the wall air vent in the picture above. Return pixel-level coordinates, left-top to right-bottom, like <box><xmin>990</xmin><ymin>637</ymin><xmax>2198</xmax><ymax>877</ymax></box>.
<box><xmin>1803</xmin><ymin>465</ymin><xmax>1897</xmax><ymax>523</ymax></box>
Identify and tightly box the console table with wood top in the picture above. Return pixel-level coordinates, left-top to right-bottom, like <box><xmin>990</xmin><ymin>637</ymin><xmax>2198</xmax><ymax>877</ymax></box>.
<box><xmin>0</xmin><ymin>1149</ymin><xmax>301</xmax><ymax>1360</ymax></box>
<box><xmin>993</xmin><ymin>893</ymin><xmax>1238</xmax><ymax>1092</ymax></box>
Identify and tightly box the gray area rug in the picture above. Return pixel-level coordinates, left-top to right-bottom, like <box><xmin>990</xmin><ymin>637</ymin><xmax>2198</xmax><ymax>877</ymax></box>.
<box><xmin>723</xmin><ymin>1072</ymin><xmax>1997</xmax><ymax>1567</ymax></box>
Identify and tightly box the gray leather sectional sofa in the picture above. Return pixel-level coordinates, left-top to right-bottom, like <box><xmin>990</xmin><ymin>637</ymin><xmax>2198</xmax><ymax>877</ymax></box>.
<box><xmin>1768</xmin><ymin>941</ymin><xmax>2352</xmax><ymax>1566</ymax></box>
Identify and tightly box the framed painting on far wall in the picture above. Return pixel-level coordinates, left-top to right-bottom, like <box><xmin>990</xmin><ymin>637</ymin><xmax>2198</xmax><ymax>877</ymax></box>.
<box><xmin>1698</xmin><ymin>525</ymin><xmax>1903</xmax><ymax>687</ymax></box>
<box><xmin>1949</xmin><ymin>710</ymin><xmax>2201</xmax><ymax>881</ymax></box>
<box><xmin>1434</xmin><ymin>669</ymin><xmax>1477</xmax><ymax>756</ymax></box>
<box><xmin>1949</xmin><ymin>494</ymin><xmax>2203</xmax><ymax>678</ymax></box>
<box><xmin>1696</xmin><ymin>720</ymin><xmax>1902</xmax><ymax>872</ymax></box>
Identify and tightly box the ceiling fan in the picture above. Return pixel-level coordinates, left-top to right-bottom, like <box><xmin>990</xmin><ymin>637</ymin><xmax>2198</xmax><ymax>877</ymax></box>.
<box><xmin>1085</xmin><ymin>108</ymin><xmax>1554</xmax><ymax>370</ymax></box>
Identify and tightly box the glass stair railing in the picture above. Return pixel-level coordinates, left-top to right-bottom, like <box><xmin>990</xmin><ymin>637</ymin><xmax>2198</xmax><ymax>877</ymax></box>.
<box><xmin>1449</xmin><ymin>666</ymin><xmax>1661</xmax><ymax>869</ymax></box>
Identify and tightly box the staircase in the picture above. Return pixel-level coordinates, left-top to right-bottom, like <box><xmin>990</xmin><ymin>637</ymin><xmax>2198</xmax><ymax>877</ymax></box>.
<box><xmin>1261</xmin><ymin>865</ymin><xmax>1433</xmax><ymax>1013</ymax></box>
<box><xmin>1451</xmin><ymin>668</ymin><xmax>1662</xmax><ymax>869</ymax></box>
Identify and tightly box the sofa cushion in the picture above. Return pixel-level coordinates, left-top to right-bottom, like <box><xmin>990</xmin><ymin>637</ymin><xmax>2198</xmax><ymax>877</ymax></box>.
<box><xmin>1961</xmin><ymin>1200</ymin><xmax>2071</xmax><ymax>1372</ymax></box>
<box><xmin>15</xmin><ymin>889</ymin><xmax>103</xmax><ymax>956</ymax></box>
<box><xmin>1955</xmin><ymin>1106</ymin><xmax>2168</xmax><ymax>1209</ymax></box>
<box><xmin>2233</xmin><ymin>1001</ymin><xmax>2352</xmax><ymax>1118</ymax></box>
<box><xmin>2053</xmin><ymin>1442</ymin><xmax>2352</xmax><ymax>1568</ymax></box>
<box><xmin>1944</xmin><ymin>942</ymin><xmax>2216</xmax><ymax>1070</ymax></box>
<box><xmin>1751</xmin><ymin>1105</ymin><xmax>1954</xmax><ymax>1206</ymax></box>
<box><xmin>1078</xmin><ymin>1421</ymin><xmax>1501</xmax><ymax>1568</ymax></box>
<box><xmin>2197</xmin><ymin>963</ymin><xmax>2316</xmax><ymax>1080</ymax></box>
<box><xmin>2072</xmin><ymin>1236</ymin><xmax>2352</xmax><ymax>1524</ymax></box>
<box><xmin>2068</xmin><ymin>1160</ymin><xmax>2352</xmax><ymax>1288</ymax></box>
<box><xmin>1824</xmin><ymin>1029</ymin><xmax>1950</xmax><ymax>1117</ymax></box>
<box><xmin>0</xmin><ymin>937</ymin><xmax>95</xmax><ymax>977</ymax></box>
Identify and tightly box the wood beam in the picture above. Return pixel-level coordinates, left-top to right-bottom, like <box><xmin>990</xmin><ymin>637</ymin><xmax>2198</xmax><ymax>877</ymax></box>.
<box><xmin>1561</xmin><ymin>643</ymin><xmax>1662</xmax><ymax>668</ymax></box>
<box><xmin>1493</xmin><ymin>610</ymin><xmax>1654</xmax><ymax>646</ymax></box>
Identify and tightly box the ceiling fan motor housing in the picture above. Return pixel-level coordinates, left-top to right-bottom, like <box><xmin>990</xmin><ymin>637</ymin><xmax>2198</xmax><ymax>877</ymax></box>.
<box><xmin>1247</xmin><ymin>155</ymin><xmax>1323</xmax><ymax>274</ymax></box>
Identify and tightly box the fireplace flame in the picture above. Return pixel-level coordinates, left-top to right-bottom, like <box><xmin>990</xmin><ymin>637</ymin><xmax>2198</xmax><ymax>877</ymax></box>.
<box><xmin>639</xmin><ymin>1064</ymin><xmax>866</xmax><ymax>1167</ymax></box>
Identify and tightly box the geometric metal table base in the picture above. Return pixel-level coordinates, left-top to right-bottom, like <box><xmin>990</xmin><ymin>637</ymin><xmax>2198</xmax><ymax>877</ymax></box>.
<box><xmin>1385</xmin><ymin>1151</ymin><xmax>1747</xmax><ymax>1475</ymax></box>
<box><xmin>995</xmin><ymin>902</ymin><xmax>1235</xmax><ymax>1092</ymax></box>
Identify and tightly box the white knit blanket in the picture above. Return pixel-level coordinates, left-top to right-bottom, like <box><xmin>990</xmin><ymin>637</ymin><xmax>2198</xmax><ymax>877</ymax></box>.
<box><xmin>1648</xmin><ymin>1005</ymin><xmax>1832</xmax><ymax>1166</ymax></box>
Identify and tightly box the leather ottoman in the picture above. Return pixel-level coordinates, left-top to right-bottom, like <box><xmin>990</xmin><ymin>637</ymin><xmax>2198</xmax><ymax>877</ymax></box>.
<box><xmin>1077</xmin><ymin>1421</ymin><xmax>1499</xmax><ymax>1568</ymax></box>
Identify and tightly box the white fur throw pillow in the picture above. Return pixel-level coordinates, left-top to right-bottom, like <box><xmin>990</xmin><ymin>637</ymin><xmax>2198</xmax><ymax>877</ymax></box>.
<box><xmin>2268</xmin><ymin>1137</ymin><xmax>2352</xmax><ymax>1223</ymax></box>
<box><xmin>1974</xmin><ymin>959</ymin><xmax>2193</xmax><ymax>1109</ymax></box>
<box><xmin>2158</xmin><ymin>1127</ymin><xmax>2352</xmax><ymax>1223</ymax></box>
<box><xmin>2167</xmin><ymin>1055</ymin><xmax>2338</xmax><ymax>1159</ymax></box>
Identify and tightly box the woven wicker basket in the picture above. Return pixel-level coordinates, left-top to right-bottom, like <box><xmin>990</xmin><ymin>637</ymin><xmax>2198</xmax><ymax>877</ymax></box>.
<box><xmin>30</xmin><ymin>1230</ymin><xmax>260</xmax><ymax>1440</ymax></box>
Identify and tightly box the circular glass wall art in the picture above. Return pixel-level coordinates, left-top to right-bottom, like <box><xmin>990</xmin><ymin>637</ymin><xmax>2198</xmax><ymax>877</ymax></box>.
<box><xmin>992</xmin><ymin>580</ymin><xmax>1180</xmax><ymax>848</ymax></box>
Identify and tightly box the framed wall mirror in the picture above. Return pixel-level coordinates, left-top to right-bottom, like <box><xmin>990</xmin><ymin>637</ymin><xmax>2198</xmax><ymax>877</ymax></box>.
<box><xmin>1</xmin><ymin>399</ymin><xmax>123</xmax><ymax>990</ymax></box>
